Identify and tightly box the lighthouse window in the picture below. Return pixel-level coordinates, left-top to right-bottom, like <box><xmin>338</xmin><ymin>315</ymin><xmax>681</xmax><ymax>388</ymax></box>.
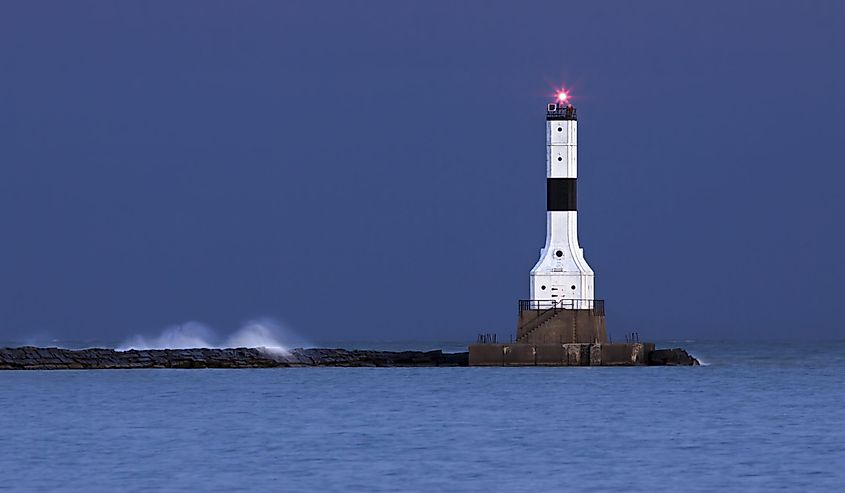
<box><xmin>555</xmin><ymin>250</ymin><xmax>563</xmax><ymax>258</ymax></box>
<box><xmin>557</xmin><ymin>157</ymin><xmax>562</xmax><ymax>161</ymax></box>
<box><xmin>557</xmin><ymin>127</ymin><xmax>562</xmax><ymax>132</ymax></box>
<box><xmin>571</xmin><ymin>285</ymin><xmax>576</xmax><ymax>290</ymax></box>
<box><xmin>541</xmin><ymin>285</ymin><xmax>546</xmax><ymax>290</ymax></box>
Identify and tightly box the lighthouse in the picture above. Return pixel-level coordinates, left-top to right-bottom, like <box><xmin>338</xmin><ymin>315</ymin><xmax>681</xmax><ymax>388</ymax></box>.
<box><xmin>467</xmin><ymin>89</ymin><xmax>685</xmax><ymax>366</ymax></box>
<box><xmin>510</xmin><ymin>91</ymin><xmax>606</xmax><ymax>345</ymax></box>
<box><xmin>529</xmin><ymin>91</ymin><xmax>594</xmax><ymax>308</ymax></box>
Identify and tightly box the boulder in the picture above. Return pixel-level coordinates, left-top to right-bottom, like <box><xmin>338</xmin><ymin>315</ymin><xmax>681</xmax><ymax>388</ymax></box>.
<box><xmin>648</xmin><ymin>348</ymin><xmax>700</xmax><ymax>366</ymax></box>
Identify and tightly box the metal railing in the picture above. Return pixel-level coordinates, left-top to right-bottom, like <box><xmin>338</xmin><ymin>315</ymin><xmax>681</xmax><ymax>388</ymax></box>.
<box><xmin>476</xmin><ymin>333</ymin><xmax>498</xmax><ymax>344</ymax></box>
<box><xmin>546</xmin><ymin>105</ymin><xmax>577</xmax><ymax>120</ymax></box>
<box><xmin>518</xmin><ymin>299</ymin><xmax>605</xmax><ymax>316</ymax></box>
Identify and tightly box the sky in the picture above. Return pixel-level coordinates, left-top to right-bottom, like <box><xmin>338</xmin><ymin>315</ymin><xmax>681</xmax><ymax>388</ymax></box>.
<box><xmin>1</xmin><ymin>1</ymin><xmax>843</xmax><ymax>345</ymax></box>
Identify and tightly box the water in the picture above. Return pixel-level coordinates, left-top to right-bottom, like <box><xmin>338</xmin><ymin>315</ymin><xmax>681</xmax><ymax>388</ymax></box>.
<box><xmin>1</xmin><ymin>341</ymin><xmax>843</xmax><ymax>492</ymax></box>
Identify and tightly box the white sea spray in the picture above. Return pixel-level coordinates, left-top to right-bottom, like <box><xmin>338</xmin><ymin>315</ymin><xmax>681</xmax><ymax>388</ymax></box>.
<box><xmin>224</xmin><ymin>318</ymin><xmax>289</xmax><ymax>355</ymax></box>
<box><xmin>117</xmin><ymin>318</ymin><xmax>300</xmax><ymax>353</ymax></box>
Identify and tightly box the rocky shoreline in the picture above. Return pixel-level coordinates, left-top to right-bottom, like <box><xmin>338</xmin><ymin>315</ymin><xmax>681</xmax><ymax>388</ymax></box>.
<box><xmin>0</xmin><ymin>346</ymin><xmax>698</xmax><ymax>370</ymax></box>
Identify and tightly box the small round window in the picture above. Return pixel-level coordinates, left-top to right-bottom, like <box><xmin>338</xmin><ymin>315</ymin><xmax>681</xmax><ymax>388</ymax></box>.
<box><xmin>541</xmin><ymin>285</ymin><xmax>547</xmax><ymax>290</ymax></box>
<box><xmin>557</xmin><ymin>127</ymin><xmax>563</xmax><ymax>132</ymax></box>
<box><xmin>555</xmin><ymin>250</ymin><xmax>563</xmax><ymax>258</ymax></box>
<box><xmin>557</xmin><ymin>157</ymin><xmax>562</xmax><ymax>161</ymax></box>
<box><xmin>571</xmin><ymin>285</ymin><xmax>576</xmax><ymax>290</ymax></box>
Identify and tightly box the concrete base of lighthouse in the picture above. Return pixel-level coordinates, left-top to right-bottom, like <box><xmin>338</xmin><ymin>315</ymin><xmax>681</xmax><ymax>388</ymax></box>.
<box><xmin>516</xmin><ymin>308</ymin><xmax>607</xmax><ymax>344</ymax></box>
<box><xmin>515</xmin><ymin>300</ymin><xmax>607</xmax><ymax>344</ymax></box>
<box><xmin>467</xmin><ymin>299</ymin><xmax>686</xmax><ymax>366</ymax></box>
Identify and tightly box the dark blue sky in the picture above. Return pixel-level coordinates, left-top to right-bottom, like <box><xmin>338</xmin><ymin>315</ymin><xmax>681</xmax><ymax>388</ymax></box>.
<box><xmin>1</xmin><ymin>1</ymin><xmax>843</xmax><ymax>344</ymax></box>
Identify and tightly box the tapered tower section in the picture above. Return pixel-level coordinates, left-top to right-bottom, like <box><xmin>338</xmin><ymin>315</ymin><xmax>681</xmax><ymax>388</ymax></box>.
<box><xmin>529</xmin><ymin>103</ymin><xmax>594</xmax><ymax>306</ymax></box>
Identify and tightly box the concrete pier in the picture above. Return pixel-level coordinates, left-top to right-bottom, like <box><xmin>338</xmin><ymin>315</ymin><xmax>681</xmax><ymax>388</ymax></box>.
<box><xmin>468</xmin><ymin>343</ymin><xmax>699</xmax><ymax>366</ymax></box>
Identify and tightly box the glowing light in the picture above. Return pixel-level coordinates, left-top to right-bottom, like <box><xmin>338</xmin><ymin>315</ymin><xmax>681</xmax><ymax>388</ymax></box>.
<box><xmin>556</xmin><ymin>90</ymin><xmax>570</xmax><ymax>103</ymax></box>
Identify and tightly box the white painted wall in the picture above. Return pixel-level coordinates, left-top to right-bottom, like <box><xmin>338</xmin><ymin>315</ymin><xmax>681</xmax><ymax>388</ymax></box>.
<box><xmin>547</xmin><ymin>119</ymin><xmax>577</xmax><ymax>178</ymax></box>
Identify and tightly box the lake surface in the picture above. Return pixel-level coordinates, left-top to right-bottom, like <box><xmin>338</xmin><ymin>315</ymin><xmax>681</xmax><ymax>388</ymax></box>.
<box><xmin>1</xmin><ymin>341</ymin><xmax>844</xmax><ymax>492</ymax></box>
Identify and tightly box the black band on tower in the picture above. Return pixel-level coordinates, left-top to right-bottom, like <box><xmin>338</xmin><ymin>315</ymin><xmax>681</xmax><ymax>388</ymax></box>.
<box><xmin>547</xmin><ymin>178</ymin><xmax>577</xmax><ymax>211</ymax></box>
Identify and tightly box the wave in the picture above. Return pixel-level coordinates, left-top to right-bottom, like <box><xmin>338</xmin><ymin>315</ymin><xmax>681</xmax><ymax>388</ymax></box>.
<box><xmin>117</xmin><ymin>318</ymin><xmax>298</xmax><ymax>354</ymax></box>
<box><xmin>687</xmin><ymin>351</ymin><xmax>710</xmax><ymax>366</ymax></box>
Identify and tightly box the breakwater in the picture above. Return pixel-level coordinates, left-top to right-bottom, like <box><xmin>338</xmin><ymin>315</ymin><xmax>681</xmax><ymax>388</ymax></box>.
<box><xmin>0</xmin><ymin>347</ymin><xmax>469</xmax><ymax>370</ymax></box>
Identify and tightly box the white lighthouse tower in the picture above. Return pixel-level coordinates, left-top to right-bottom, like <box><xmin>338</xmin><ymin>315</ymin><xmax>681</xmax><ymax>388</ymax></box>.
<box><xmin>529</xmin><ymin>92</ymin><xmax>594</xmax><ymax>307</ymax></box>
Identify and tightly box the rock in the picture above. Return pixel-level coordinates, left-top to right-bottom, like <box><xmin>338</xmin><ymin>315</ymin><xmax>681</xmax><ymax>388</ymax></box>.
<box><xmin>648</xmin><ymin>348</ymin><xmax>700</xmax><ymax>366</ymax></box>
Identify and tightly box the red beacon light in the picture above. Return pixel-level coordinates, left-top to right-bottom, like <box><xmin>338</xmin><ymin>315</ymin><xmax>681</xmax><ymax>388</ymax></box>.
<box><xmin>557</xmin><ymin>91</ymin><xmax>569</xmax><ymax>103</ymax></box>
